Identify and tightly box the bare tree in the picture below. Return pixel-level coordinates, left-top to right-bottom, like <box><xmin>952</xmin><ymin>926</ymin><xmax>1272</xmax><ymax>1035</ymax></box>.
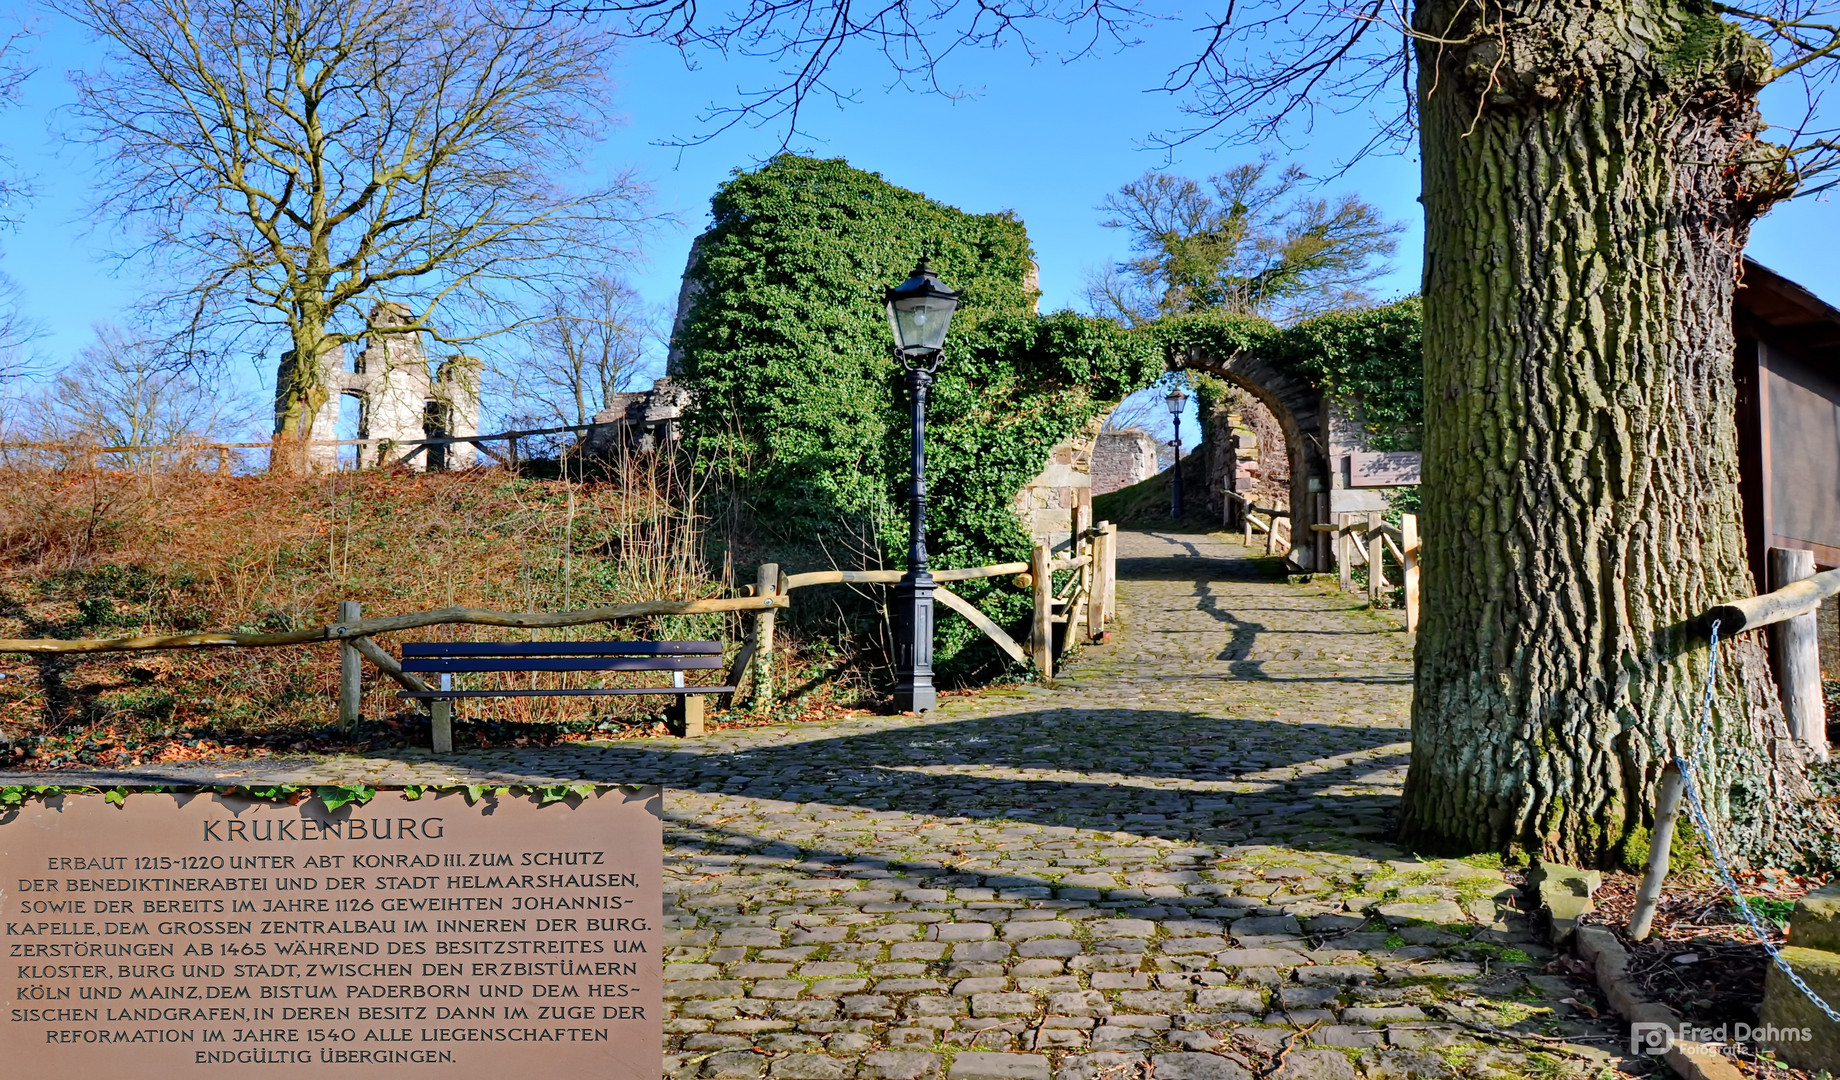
<box><xmin>505</xmin><ymin>276</ymin><xmax>657</xmax><ymax>427</ymax></box>
<box><xmin>35</xmin><ymin>324</ymin><xmax>254</xmax><ymax>464</ymax></box>
<box><xmin>60</xmin><ymin>0</ymin><xmax>654</xmax><ymax>465</ymax></box>
<box><xmin>0</xmin><ymin>25</ymin><xmax>38</xmax><ymax>384</ymax></box>
<box><xmin>1087</xmin><ymin>160</ymin><xmax>1403</xmax><ymax>326</ymax></box>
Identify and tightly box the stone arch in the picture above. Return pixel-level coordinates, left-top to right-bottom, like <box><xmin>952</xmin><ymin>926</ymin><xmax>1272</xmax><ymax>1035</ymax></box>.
<box><xmin>1172</xmin><ymin>344</ymin><xmax>1331</xmax><ymax>570</ymax></box>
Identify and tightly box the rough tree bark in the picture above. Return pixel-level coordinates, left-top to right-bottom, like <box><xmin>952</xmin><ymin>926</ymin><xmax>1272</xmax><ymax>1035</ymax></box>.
<box><xmin>1397</xmin><ymin>0</ymin><xmax>1824</xmax><ymax>867</ymax></box>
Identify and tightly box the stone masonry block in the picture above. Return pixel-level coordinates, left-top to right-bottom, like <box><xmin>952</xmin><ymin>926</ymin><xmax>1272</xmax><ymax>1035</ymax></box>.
<box><xmin>770</xmin><ymin>1055</ymin><xmax>854</xmax><ymax>1079</ymax></box>
<box><xmin>704</xmin><ymin>1052</ymin><xmax>769</xmax><ymax>1078</ymax></box>
<box><xmin>1119</xmin><ymin>991</ymin><xmax>1191</xmax><ymax>1013</ymax></box>
<box><xmin>860</xmin><ymin>1051</ymin><xmax>943</xmax><ymax>1080</ymax></box>
<box><xmin>972</xmin><ymin>993</ymin><xmax>1042</xmax><ymax>1017</ymax></box>
<box><xmin>1046</xmin><ymin>990</ymin><xmax>1113</xmax><ymax>1017</ymax></box>
<box><xmin>1761</xmin><ymin>945</ymin><xmax>1840</xmax><ymax>1073</ymax></box>
<box><xmin>1791</xmin><ymin>881</ymin><xmax>1840</xmax><ymax>952</ymax></box>
<box><xmin>949</xmin><ymin>1052</ymin><xmax>1053</xmax><ymax>1080</ymax></box>
<box><xmin>1149</xmin><ymin>1052</ymin><xmax>1253</xmax><ymax>1080</ymax></box>
<box><xmin>1055</xmin><ymin>1053</ymin><xmax>1145</xmax><ymax>1080</ymax></box>
<box><xmin>719</xmin><ymin>928</ymin><xmax>786</xmax><ymax>947</ymax></box>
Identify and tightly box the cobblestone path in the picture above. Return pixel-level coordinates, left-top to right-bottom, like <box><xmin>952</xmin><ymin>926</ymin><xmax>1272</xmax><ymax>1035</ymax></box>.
<box><xmin>16</xmin><ymin>530</ymin><xmax>1623</xmax><ymax>1079</ymax></box>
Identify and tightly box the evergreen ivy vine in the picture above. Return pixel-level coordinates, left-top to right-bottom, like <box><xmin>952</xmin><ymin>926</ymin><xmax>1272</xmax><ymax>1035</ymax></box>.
<box><xmin>672</xmin><ymin>155</ymin><xmax>1164</xmax><ymax>676</ymax></box>
<box><xmin>670</xmin><ymin>155</ymin><xmax>1423</xmax><ymax>679</ymax></box>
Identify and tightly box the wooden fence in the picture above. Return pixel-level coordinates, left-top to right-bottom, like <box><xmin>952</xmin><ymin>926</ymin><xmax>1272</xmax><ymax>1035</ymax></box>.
<box><xmin>1223</xmin><ymin>490</ymin><xmax>1290</xmax><ymax>556</ymax></box>
<box><xmin>0</xmin><ymin>421</ymin><xmax>619</xmax><ymax>472</ymax></box>
<box><xmin>1316</xmin><ymin>512</ymin><xmax>1421</xmax><ymax>632</ymax></box>
<box><xmin>734</xmin><ymin>512</ymin><xmax>1120</xmax><ymax>693</ymax></box>
<box><xmin>1226</xmin><ymin>488</ymin><xmax>1422</xmax><ymax>631</ymax></box>
<box><xmin>0</xmin><ymin>517</ymin><xmax>1120</xmax><ymax>751</ymax></box>
<box><xmin>1627</xmin><ymin>555</ymin><xmax>1839</xmax><ymax>939</ymax></box>
<box><xmin>1707</xmin><ymin>548</ymin><xmax>1838</xmax><ymax>762</ymax></box>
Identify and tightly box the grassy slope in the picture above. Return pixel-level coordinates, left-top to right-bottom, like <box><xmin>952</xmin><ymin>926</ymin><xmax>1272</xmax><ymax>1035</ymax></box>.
<box><xmin>0</xmin><ymin>465</ymin><xmax>744</xmax><ymax>766</ymax></box>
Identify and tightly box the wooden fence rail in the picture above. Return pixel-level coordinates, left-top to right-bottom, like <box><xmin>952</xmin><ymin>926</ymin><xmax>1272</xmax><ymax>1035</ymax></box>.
<box><xmin>0</xmin><ymin>421</ymin><xmax>621</xmax><ymax>472</ymax></box>
<box><xmin>1708</xmin><ymin>552</ymin><xmax>1840</xmax><ymax>761</ymax></box>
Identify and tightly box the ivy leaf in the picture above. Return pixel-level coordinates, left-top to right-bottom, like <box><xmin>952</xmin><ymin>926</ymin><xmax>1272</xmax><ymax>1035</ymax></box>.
<box><xmin>569</xmin><ymin>784</ymin><xmax>597</xmax><ymax>801</ymax></box>
<box><xmin>463</xmin><ymin>785</ymin><xmax>489</xmax><ymax>805</ymax></box>
<box><xmin>401</xmin><ymin>785</ymin><xmax>425</xmax><ymax>801</ymax></box>
<box><xmin>104</xmin><ymin>788</ymin><xmax>128</xmax><ymax>806</ymax></box>
<box><xmin>316</xmin><ymin>785</ymin><xmax>377</xmax><ymax>813</ymax></box>
<box><xmin>1</xmin><ymin>786</ymin><xmax>25</xmax><ymax>806</ymax></box>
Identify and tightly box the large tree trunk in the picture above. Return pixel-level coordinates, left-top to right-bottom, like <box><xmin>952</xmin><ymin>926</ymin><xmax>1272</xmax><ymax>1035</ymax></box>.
<box><xmin>1398</xmin><ymin>0</ymin><xmax>1825</xmax><ymax>868</ymax></box>
<box><xmin>272</xmin><ymin>320</ymin><xmax>334</xmax><ymax>474</ymax></box>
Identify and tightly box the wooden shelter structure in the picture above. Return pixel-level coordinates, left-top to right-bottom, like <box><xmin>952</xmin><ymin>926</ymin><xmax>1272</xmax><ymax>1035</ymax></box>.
<box><xmin>1736</xmin><ymin>260</ymin><xmax>1840</xmax><ymax>579</ymax></box>
<box><xmin>1734</xmin><ymin>258</ymin><xmax>1840</xmax><ymax>671</ymax></box>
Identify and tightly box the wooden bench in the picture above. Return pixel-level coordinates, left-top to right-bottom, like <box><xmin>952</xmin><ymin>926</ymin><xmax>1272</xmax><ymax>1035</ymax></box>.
<box><xmin>395</xmin><ymin>640</ymin><xmax>732</xmax><ymax>744</ymax></box>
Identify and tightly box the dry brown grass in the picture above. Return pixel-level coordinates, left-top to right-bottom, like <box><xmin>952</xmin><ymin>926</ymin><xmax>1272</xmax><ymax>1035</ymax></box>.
<box><xmin>0</xmin><ymin>456</ymin><xmax>796</xmax><ymax>765</ymax></box>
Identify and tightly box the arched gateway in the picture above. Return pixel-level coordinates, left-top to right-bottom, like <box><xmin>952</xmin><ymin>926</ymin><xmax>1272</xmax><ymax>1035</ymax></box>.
<box><xmin>1170</xmin><ymin>343</ymin><xmax>1332</xmax><ymax>570</ymax></box>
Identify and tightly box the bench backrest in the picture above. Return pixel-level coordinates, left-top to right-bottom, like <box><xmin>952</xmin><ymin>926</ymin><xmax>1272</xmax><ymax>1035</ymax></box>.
<box><xmin>400</xmin><ymin>641</ymin><xmax>723</xmax><ymax>674</ymax></box>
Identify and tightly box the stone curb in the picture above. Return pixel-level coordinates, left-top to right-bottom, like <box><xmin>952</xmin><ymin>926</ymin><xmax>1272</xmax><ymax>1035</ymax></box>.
<box><xmin>1532</xmin><ymin>872</ymin><xmax>1743</xmax><ymax>1080</ymax></box>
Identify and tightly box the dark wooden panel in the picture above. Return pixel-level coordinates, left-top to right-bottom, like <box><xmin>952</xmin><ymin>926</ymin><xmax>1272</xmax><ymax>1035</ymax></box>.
<box><xmin>1764</xmin><ymin>345</ymin><xmax>1840</xmax><ymax>555</ymax></box>
<box><xmin>401</xmin><ymin>641</ymin><xmax>720</xmax><ymax>657</ymax></box>
<box><xmin>398</xmin><ymin>686</ymin><xmax>735</xmax><ymax>699</ymax></box>
<box><xmin>401</xmin><ymin>656</ymin><xmax>725</xmax><ymax>673</ymax></box>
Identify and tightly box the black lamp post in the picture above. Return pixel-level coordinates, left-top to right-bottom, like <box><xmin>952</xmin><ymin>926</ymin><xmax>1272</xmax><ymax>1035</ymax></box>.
<box><xmin>1166</xmin><ymin>385</ymin><xmax>1189</xmax><ymax>518</ymax></box>
<box><xmin>885</xmin><ymin>258</ymin><xmax>960</xmax><ymax>713</ymax></box>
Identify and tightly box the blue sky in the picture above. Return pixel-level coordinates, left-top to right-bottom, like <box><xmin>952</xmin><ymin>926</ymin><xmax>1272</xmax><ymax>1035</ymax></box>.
<box><xmin>2</xmin><ymin>7</ymin><xmax>1836</xmax><ymax>442</ymax></box>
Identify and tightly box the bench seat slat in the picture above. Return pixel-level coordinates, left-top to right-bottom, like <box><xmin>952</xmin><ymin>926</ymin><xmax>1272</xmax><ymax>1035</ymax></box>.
<box><xmin>401</xmin><ymin>656</ymin><xmax>725</xmax><ymax>674</ymax></box>
<box><xmin>401</xmin><ymin>641</ymin><xmax>719</xmax><ymax>657</ymax></box>
<box><xmin>397</xmin><ymin>686</ymin><xmax>735</xmax><ymax>699</ymax></box>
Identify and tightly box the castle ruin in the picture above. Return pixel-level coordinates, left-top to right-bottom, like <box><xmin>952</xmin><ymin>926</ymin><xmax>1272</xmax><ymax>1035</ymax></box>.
<box><xmin>278</xmin><ymin>303</ymin><xmax>481</xmax><ymax>471</ymax></box>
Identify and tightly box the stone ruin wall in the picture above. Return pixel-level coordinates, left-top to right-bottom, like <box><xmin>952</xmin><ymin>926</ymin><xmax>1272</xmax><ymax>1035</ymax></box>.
<box><xmin>1015</xmin><ymin>433</ymin><xmax>1094</xmax><ymax>553</ymax></box>
<box><xmin>1091</xmin><ymin>430</ymin><xmax>1159</xmax><ymax>496</ymax></box>
<box><xmin>283</xmin><ymin>303</ymin><xmax>481</xmax><ymax>472</ymax></box>
<box><xmin>1201</xmin><ymin>391</ymin><xmax>1291</xmax><ymax>527</ymax></box>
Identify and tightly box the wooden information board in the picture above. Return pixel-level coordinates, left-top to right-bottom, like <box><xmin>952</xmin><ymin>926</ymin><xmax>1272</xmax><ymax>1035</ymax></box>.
<box><xmin>1</xmin><ymin>787</ymin><xmax>661</xmax><ymax>1078</ymax></box>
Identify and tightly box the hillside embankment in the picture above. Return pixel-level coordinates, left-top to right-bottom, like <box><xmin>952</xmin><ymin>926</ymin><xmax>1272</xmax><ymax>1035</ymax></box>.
<box><xmin>0</xmin><ymin>462</ymin><xmax>866</xmax><ymax>768</ymax></box>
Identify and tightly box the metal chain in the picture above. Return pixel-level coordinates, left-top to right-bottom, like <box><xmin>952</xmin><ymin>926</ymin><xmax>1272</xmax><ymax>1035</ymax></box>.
<box><xmin>1677</xmin><ymin>618</ymin><xmax>1840</xmax><ymax>1025</ymax></box>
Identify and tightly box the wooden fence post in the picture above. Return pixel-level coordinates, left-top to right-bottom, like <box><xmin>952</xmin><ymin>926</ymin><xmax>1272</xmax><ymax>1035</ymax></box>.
<box><xmin>1086</xmin><ymin>519</ymin><xmax>1107</xmax><ymax>642</ymax></box>
<box><xmin>1241</xmin><ymin>498</ymin><xmax>1253</xmax><ymax>547</ymax></box>
<box><xmin>1072</xmin><ymin>494</ymin><xmax>1092</xmax><ymax>631</ymax></box>
<box><xmin>1264</xmin><ymin>509</ymin><xmax>1278</xmax><ymax>556</ymax></box>
<box><xmin>1030</xmin><ymin>542</ymin><xmax>1052</xmax><ymax>679</ymax></box>
<box><xmin>431</xmin><ymin>681</ymin><xmax>453</xmax><ymax>754</ymax></box>
<box><xmin>751</xmin><ymin>563</ymin><xmax>779</xmax><ymax>710</ymax></box>
<box><xmin>337</xmin><ymin>601</ymin><xmax>362</xmax><ymax>729</ymax></box>
<box><xmin>1402</xmin><ymin>514</ymin><xmax>1420</xmax><ymax>635</ymax></box>
<box><xmin>1628</xmin><ymin>763</ymin><xmax>1686</xmax><ymax>941</ymax></box>
<box><xmin>1337</xmin><ymin>514</ymin><xmax>1353</xmax><ymax>593</ymax></box>
<box><xmin>1769</xmin><ymin>547</ymin><xmax>1828</xmax><ymax>760</ymax></box>
<box><xmin>1103</xmin><ymin>522</ymin><xmax>1118</xmax><ymax>626</ymax></box>
<box><xmin>1366</xmin><ymin>510</ymin><xmax>1386</xmax><ymax>604</ymax></box>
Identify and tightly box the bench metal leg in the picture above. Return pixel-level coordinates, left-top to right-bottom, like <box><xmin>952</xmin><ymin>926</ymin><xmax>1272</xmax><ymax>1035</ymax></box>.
<box><xmin>431</xmin><ymin>672</ymin><xmax>454</xmax><ymax>753</ymax></box>
<box><xmin>668</xmin><ymin>695</ymin><xmax>705</xmax><ymax>738</ymax></box>
<box><xmin>430</xmin><ymin>700</ymin><xmax>454</xmax><ymax>753</ymax></box>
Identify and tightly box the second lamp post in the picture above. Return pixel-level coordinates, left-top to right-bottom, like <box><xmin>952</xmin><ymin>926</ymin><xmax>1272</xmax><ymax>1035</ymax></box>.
<box><xmin>1166</xmin><ymin>384</ymin><xmax>1190</xmax><ymax>518</ymax></box>
<box><xmin>885</xmin><ymin>258</ymin><xmax>960</xmax><ymax>713</ymax></box>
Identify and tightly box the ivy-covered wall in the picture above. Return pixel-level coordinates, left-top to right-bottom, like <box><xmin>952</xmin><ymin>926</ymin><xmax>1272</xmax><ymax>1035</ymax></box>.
<box><xmin>1265</xmin><ymin>298</ymin><xmax>1424</xmax><ymax>451</ymax></box>
<box><xmin>669</xmin><ymin>154</ymin><xmax>1425</xmax><ymax>676</ymax></box>
<box><xmin>671</xmin><ymin>155</ymin><xmax>1165</xmax><ymax>676</ymax></box>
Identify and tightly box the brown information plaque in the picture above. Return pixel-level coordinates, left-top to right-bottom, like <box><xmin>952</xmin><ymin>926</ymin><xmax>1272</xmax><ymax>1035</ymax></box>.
<box><xmin>0</xmin><ymin>787</ymin><xmax>661</xmax><ymax>1078</ymax></box>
